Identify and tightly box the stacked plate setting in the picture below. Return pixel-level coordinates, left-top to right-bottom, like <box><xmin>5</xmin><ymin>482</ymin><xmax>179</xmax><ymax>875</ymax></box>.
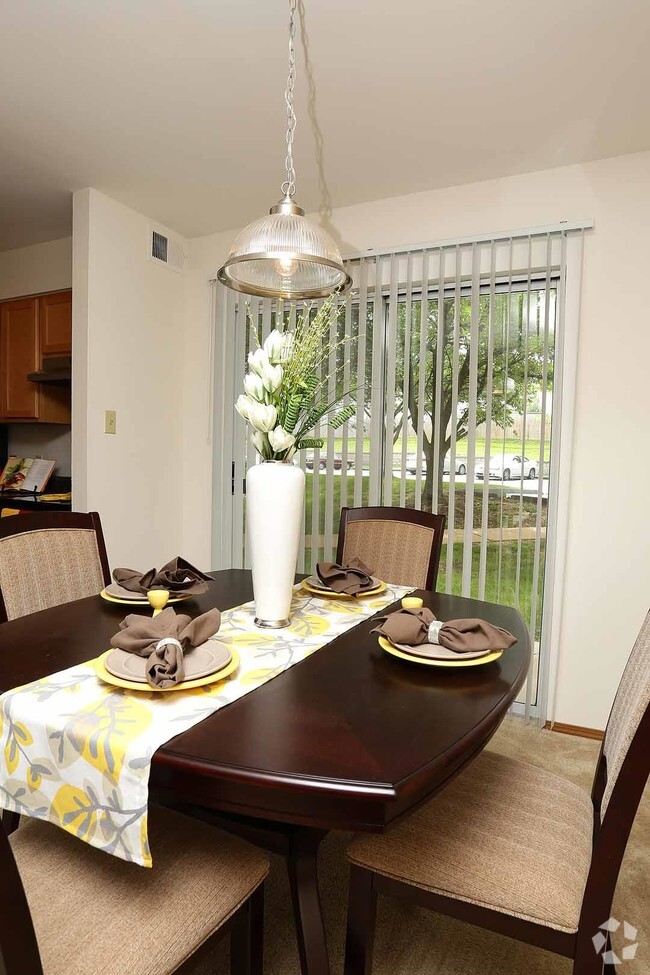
<box><xmin>388</xmin><ymin>640</ymin><xmax>491</xmax><ymax>662</ymax></box>
<box><xmin>377</xmin><ymin>636</ymin><xmax>503</xmax><ymax>669</ymax></box>
<box><xmin>95</xmin><ymin>640</ymin><xmax>239</xmax><ymax>692</ymax></box>
<box><xmin>104</xmin><ymin>640</ymin><xmax>232</xmax><ymax>682</ymax></box>
<box><xmin>302</xmin><ymin>575</ymin><xmax>386</xmax><ymax>598</ymax></box>
<box><xmin>100</xmin><ymin>582</ymin><xmax>192</xmax><ymax>607</ymax></box>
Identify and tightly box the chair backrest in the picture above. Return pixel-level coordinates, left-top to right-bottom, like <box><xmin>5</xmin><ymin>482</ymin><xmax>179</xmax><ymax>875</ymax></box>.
<box><xmin>0</xmin><ymin>511</ymin><xmax>110</xmax><ymax>622</ymax></box>
<box><xmin>336</xmin><ymin>506</ymin><xmax>446</xmax><ymax>591</ymax></box>
<box><xmin>578</xmin><ymin>610</ymin><xmax>650</xmax><ymax>942</ymax></box>
<box><xmin>0</xmin><ymin>822</ymin><xmax>43</xmax><ymax>975</ymax></box>
<box><xmin>599</xmin><ymin>611</ymin><xmax>650</xmax><ymax>818</ymax></box>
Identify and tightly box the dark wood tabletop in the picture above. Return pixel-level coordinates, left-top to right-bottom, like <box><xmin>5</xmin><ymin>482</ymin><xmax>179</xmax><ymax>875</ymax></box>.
<box><xmin>0</xmin><ymin>569</ymin><xmax>530</xmax><ymax>831</ymax></box>
<box><xmin>0</xmin><ymin>569</ymin><xmax>530</xmax><ymax>975</ymax></box>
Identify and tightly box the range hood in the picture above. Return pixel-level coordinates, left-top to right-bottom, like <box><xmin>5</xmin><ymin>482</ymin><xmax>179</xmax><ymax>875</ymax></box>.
<box><xmin>27</xmin><ymin>356</ymin><xmax>71</xmax><ymax>384</ymax></box>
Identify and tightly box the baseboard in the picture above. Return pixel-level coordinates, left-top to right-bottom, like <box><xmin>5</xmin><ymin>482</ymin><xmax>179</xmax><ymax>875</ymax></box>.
<box><xmin>544</xmin><ymin>721</ymin><xmax>604</xmax><ymax>741</ymax></box>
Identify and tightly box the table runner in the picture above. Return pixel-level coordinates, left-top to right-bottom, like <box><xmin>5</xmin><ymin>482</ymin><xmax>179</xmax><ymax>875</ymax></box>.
<box><xmin>0</xmin><ymin>582</ymin><xmax>409</xmax><ymax>866</ymax></box>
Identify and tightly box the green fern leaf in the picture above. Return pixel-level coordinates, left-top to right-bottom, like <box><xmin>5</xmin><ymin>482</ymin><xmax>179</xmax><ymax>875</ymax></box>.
<box><xmin>282</xmin><ymin>394</ymin><xmax>304</xmax><ymax>434</ymax></box>
<box><xmin>299</xmin><ymin>374</ymin><xmax>319</xmax><ymax>396</ymax></box>
<box><xmin>301</xmin><ymin>402</ymin><xmax>329</xmax><ymax>433</ymax></box>
<box><xmin>296</xmin><ymin>438</ymin><xmax>325</xmax><ymax>450</ymax></box>
<box><xmin>328</xmin><ymin>404</ymin><xmax>355</xmax><ymax>430</ymax></box>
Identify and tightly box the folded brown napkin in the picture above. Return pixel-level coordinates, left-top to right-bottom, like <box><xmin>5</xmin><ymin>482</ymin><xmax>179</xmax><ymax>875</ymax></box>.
<box><xmin>113</xmin><ymin>557</ymin><xmax>212</xmax><ymax>597</ymax></box>
<box><xmin>316</xmin><ymin>558</ymin><xmax>374</xmax><ymax>596</ymax></box>
<box><xmin>372</xmin><ymin>606</ymin><xmax>517</xmax><ymax>654</ymax></box>
<box><xmin>111</xmin><ymin>606</ymin><xmax>221</xmax><ymax>688</ymax></box>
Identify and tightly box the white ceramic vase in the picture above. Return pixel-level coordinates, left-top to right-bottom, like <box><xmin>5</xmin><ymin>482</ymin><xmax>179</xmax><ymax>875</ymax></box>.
<box><xmin>246</xmin><ymin>460</ymin><xmax>305</xmax><ymax>628</ymax></box>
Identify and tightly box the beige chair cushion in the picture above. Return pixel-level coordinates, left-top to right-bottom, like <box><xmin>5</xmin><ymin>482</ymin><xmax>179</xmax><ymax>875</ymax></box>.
<box><xmin>11</xmin><ymin>806</ymin><xmax>269</xmax><ymax>975</ymax></box>
<box><xmin>0</xmin><ymin>528</ymin><xmax>106</xmax><ymax>620</ymax></box>
<box><xmin>348</xmin><ymin>750</ymin><xmax>594</xmax><ymax>934</ymax></box>
<box><xmin>342</xmin><ymin>519</ymin><xmax>435</xmax><ymax>589</ymax></box>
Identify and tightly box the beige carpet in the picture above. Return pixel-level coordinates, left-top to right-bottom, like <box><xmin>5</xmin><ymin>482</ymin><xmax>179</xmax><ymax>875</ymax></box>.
<box><xmin>191</xmin><ymin>717</ymin><xmax>649</xmax><ymax>975</ymax></box>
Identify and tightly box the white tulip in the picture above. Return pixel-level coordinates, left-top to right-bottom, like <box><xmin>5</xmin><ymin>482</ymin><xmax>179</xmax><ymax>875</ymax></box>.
<box><xmin>244</xmin><ymin>373</ymin><xmax>265</xmax><ymax>401</ymax></box>
<box><xmin>263</xmin><ymin>329</ymin><xmax>292</xmax><ymax>364</ymax></box>
<box><xmin>261</xmin><ymin>362</ymin><xmax>283</xmax><ymax>394</ymax></box>
<box><xmin>248</xmin><ymin>402</ymin><xmax>277</xmax><ymax>432</ymax></box>
<box><xmin>235</xmin><ymin>394</ymin><xmax>255</xmax><ymax>421</ymax></box>
<box><xmin>251</xmin><ymin>430</ymin><xmax>270</xmax><ymax>458</ymax></box>
<box><xmin>248</xmin><ymin>347</ymin><xmax>270</xmax><ymax>377</ymax></box>
<box><xmin>268</xmin><ymin>425</ymin><xmax>296</xmax><ymax>453</ymax></box>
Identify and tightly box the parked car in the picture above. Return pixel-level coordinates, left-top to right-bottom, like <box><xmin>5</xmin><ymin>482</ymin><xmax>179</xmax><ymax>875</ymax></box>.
<box><xmin>406</xmin><ymin>453</ymin><xmax>467</xmax><ymax>475</ymax></box>
<box><xmin>406</xmin><ymin>453</ymin><xmax>426</xmax><ymax>474</ymax></box>
<box><xmin>476</xmin><ymin>454</ymin><xmax>537</xmax><ymax>480</ymax></box>
<box><xmin>443</xmin><ymin>454</ymin><xmax>467</xmax><ymax>476</ymax></box>
<box><xmin>305</xmin><ymin>454</ymin><xmax>353</xmax><ymax>471</ymax></box>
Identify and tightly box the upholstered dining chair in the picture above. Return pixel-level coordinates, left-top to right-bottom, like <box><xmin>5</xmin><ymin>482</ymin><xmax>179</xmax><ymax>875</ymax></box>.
<box><xmin>344</xmin><ymin>611</ymin><xmax>650</xmax><ymax>975</ymax></box>
<box><xmin>336</xmin><ymin>506</ymin><xmax>445</xmax><ymax>591</ymax></box>
<box><xmin>0</xmin><ymin>805</ymin><xmax>268</xmax><ymax>975</ymax></box>
<box><xmin>0</xmin><ymin>510</ymin><xmax>110</xmax><ymax>622</ymax></box>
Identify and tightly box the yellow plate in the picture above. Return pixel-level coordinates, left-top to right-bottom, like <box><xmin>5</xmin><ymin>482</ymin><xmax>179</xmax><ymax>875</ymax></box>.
<box><xmin>93</xmin><ymin>647</ymin><xmax>240</xmax><ymax>692</ymax></box>
<box><xmin>378</xmin><ymin>636</ymin><xmax>503</xmax><ymax>668</ymax></box>
<box><xmin>301</xmin><ymin>579</ymin><xmax>387</xmax><ymax>600</ymax></box>
<box><xmin>100</xmin><ymin>589</ymin><xmax>192</xmax><ymax>607</ymax></box>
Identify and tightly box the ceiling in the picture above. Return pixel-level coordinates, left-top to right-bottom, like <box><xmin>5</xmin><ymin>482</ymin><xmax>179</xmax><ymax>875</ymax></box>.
<box><xmin>1</xmin><ymin>0</ymin><xmax>649</xmax><ymax>251</ymax></box>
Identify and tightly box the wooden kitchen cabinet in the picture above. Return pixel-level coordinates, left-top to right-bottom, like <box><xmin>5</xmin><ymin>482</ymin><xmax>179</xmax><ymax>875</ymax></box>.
<box><xmin>0</xmin><ymin>291</ymin><xmax>71</xmax><ymax>423</ymax></box>
<box><xmin>40</xmin><ymin>290</ymin><xmax>72</xmax><ymax>355</ymax></box>
<box><xmin>0</xmin><ymin>297</ymin><xmax>40</xmax><ymax>418</ymax></box>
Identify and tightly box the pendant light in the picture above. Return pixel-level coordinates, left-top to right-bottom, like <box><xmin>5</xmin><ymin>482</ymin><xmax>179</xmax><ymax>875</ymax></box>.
<box><xmin>218</xmin><ymin>0</ymin><xmax>351</xmax><ymax>300</ymax></box>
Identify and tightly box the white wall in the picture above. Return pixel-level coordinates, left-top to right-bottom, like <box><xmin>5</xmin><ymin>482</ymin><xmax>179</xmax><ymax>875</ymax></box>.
<box><xmin>0</xmin><ymin>237</ymin><xmax>71</xmax><ymax>301</ymax></box>
<box><xmin>72</xmin><ymin>189</ymin><xmax>186</xmax><ymax>568</ymax></box>
<box><xmin>183</xmin><ymin>150</ymin><xmax>650</xmax><ymax>730</ymax></box>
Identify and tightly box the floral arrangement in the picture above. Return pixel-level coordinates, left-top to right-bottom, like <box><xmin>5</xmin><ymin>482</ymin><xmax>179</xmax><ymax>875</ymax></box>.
<box><xmin>235</xmin><ymin>294</ymin><xmax>356</xmax><ymax>461</ymax></box>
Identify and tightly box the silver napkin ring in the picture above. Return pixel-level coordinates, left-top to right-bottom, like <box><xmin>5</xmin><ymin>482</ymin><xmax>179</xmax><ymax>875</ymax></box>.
<box><xmin>427</xmin><ymin>620</ymin><xmax>443</xmax><ymax>644</ymax></box>
<box><xmin>155</xmin><ymin>637</ymin><xmax>183</xmax><ymax>653</ymax></box>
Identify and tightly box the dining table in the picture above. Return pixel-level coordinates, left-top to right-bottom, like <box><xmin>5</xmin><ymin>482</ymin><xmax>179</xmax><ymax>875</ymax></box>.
<box><xmin>0</xmin><ymin>568</ymin><xmax>530</xmax><ymax>975</ymax></box>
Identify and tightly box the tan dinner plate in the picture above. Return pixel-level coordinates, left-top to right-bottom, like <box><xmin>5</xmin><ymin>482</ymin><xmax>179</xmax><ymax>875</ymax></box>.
<box><xmin>378</xmin><ymin>636</ymin><xmax>503</xmax><ymax>668</ymax></box>
<box><xmin>303</xmin><ymin>575</ymin><xmax>385</xmax><ymax>599</ymax></box>
<box><xmin>100</xmin><ymin>587</ymin><xmax>191</xmax><ymax>607</ymax></box>
<box><xmin>94</xmin><ymin>644</ymin><xmax>239</xmax><ymax>692</ymax></box>
<box><xmin>105</xmin><ymin>582</ymin><xmax>152</xmax><ymax>600</ymax></box>
<box><xmin>391</xmin><ymin>640</ymin><xmax>491</xmax><ymax>661</ymax></box>
<box><xmin>104</xmin><ymin>639</ymin><xmax>232</xmax><ymax>683</ymax></box>
<box><xmin>306</xmin><ymin>574</ymin><xmax>382</xmax><ymax>591</ymax></box>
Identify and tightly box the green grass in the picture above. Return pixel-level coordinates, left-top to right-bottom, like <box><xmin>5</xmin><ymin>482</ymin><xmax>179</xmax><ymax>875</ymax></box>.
<box><xmin>304</xmin><ymin>472</ymin><xmax>542</xmax><ymax>528</ymax></box>
<box><xmin>440</xmin><ymin>539</ymin><xmax>544</xmax><ymax>638</ymax></box>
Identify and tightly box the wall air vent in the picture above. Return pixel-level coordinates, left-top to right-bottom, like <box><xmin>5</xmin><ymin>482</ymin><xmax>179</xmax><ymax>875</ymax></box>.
<box><xmin>148</xmin><ymin>225</ymin><xmax>186</xmax><ymax>272</ymax></box>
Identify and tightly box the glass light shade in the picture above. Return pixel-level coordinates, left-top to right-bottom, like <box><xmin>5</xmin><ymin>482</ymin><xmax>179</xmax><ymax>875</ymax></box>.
<box><xmin>217</xmin><ymin>198</ymin><xmax>351</xmax><ymax>299</ymax></box>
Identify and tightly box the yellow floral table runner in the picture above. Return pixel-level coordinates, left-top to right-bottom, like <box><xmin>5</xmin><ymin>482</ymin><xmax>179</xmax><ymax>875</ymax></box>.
<box><xmin>0</xmin><ymin>582</ymin><xmax>409</xmax><ymax>866</ymax></box>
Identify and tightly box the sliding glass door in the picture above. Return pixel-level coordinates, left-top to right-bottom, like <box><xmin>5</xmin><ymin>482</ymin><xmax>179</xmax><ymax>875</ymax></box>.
<box><xmin>213</xmin><ymin>231</ymin><xmax>573</xmax><ymax>718</ymax></box>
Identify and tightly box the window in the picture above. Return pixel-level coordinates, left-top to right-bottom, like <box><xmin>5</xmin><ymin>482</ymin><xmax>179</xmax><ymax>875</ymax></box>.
<box><xmin>213</xmin><ymin>229</ymin><xmax>583</xmax><ymax>719</ymax></box>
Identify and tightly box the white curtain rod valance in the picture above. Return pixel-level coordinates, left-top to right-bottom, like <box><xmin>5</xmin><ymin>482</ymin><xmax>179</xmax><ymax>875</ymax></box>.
<box><xmin>341</xmin><ymin>220</ymin><xmax>594</xmax><ymax>264</ymax></box>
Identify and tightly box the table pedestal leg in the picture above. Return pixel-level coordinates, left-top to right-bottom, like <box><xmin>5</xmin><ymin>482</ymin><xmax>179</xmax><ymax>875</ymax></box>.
<box><xmin>164</xmin><ymin>805</ymin><xmax>331</xmax><ymax>975</ymax></box>
<box><xmin>1</xmin><ymin>811</ymin><xmax>20</xmax><ymax>834</ymax></box>
<box><xmin>287</xmin><ymin>827</ymin><xmax>330</xmax><ymax>975</ymax></box>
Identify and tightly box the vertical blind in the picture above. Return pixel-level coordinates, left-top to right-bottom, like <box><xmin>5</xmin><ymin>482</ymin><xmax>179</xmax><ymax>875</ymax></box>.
<box><xmin>211</xmin><ymin>224</ymin><xmax>588</xmax><ymax>717</ymax></box>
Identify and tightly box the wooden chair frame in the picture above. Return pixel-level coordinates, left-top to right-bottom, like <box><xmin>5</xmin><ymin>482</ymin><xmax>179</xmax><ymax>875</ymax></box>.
<box><xmin>344</xmin><ymin>705</ymin><xmax>650</xmax><ymax>975</ymax></box>
<box><xmin>0</xmin><ymin>817</ymin><xmax>265</xmax><ymax>975</ymax></box>
<box><xmin>0</xmin><ymin>511</ymin><xmax>110</xmax><ymax>834</ymax></box>
<box><xmin>0</xmin><ymin>510</ymin><xmax>111</xmax><ymax>624</ymax></box>
<box><xmin>336</xmin><ymin>506</ymin><xmax>446</xmax><ymax>592</ymax></box>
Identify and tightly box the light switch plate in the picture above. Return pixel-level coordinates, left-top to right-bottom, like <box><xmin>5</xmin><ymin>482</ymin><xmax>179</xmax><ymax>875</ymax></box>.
<box><xmin>104</xmin><ymin>410</ymin><xmax>117</xmax><ymax>435</ymax></box>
